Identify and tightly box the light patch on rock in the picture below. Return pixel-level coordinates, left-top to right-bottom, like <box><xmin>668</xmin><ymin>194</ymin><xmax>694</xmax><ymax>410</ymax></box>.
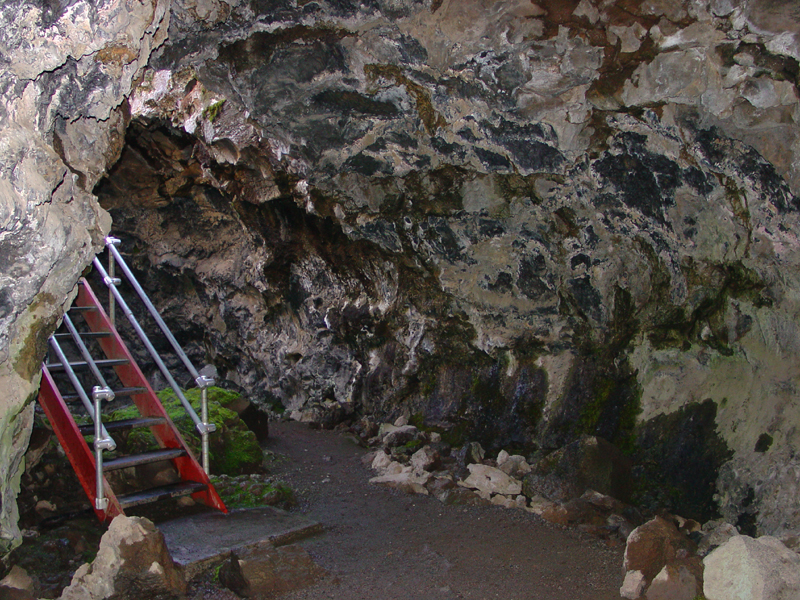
<box><xmin>459</xmin><ymin>464</ymin><xmax>522</xmax><ymax>496</ymax></box>
<box><xmin>703</xmin><ymin>535</ymin><xmax>800</xmax><ymax>600</ymax></box>
<box><xmin>620</xmin><ymin>570</ymin><xmax>646</xmax><ymax>600</ymax></box>
<box><xmin>369</xmin><ymin>471</ymin><xmax>431</xmax><ymax>495</ymax></box>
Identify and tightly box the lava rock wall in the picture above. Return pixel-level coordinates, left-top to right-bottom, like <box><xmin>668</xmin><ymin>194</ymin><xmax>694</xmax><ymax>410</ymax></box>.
<box><xmin>0</xmin><ymin>0</ymin><xmax>170</xmax><ymax>552</ymax></box>
<box><xmin>5</xmin><ymin>0</ymin><xmax>800</xmax><ymax>550</ymax></box>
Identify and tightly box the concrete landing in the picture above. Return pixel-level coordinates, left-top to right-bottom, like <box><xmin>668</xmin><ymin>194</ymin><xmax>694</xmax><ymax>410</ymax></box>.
<box><xmin>158</xmin><ymin>507</ymin><xmax>324</xmax><ymax>579</ymax></box>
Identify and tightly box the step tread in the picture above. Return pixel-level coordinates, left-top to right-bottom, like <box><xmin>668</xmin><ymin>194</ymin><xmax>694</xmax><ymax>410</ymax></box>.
<box><xmin>79</xmin><ymin>416</ymin><xmax>167</xmax><ymax>436</ymax></box>
<box><xmin>54</xmin><ymin>331</ymin><xmax>112</xmax><ymax>340</ymax></box>
<box><xmin>45</xmin><ymin>358</ymin><xmax>129</xmax><ymax>371</ymax></box>
<box><xmin>63</xmin><ymin>386</ymin><xmax>148</xmax><ymax>402</ymax></box>
<box><xmin>117</xmin><ymin>481</ymin><xmax>207</xmax><ymax>509</ymax></box>
<box><xmin>67</xmin><ymin>306</ymin><xmax>98</xmax><ymax>312</ymax></box>
<box><xmin>103</xmin><ymin>448</ymin><xmax>186</xmax><ymax>471</ymax></box>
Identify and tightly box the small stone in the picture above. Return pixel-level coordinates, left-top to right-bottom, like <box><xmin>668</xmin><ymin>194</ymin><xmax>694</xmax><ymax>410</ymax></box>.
<box><xmin>393</xmin><ymin>415</ymin><xmax>409</xmax><ymax>427</ymax></box>
<box><xmin>410</xmin><ymin>445</ymin><xmax>439</xmax><ymax>473</ymax></box>
<box><xmin>426</xmin><ymin>476</ymin><xmax>457</xmax><ymax>502</ymax></box>
<box><xmin>176</xmin><ymin>495</ymin><xmax>196</xmax><ymax>508</ymax></box>
<box><xmin>697</xmin><ymin>520</ymin><xmax>739</xmax><ymax>557</ymax></box>
<box><xmin>219</xmin><ymin>552</ymin><xmax>251</xmax><ymax>598</ymax></box>
<box><xmin>620</xmin><ymin>570</ymin><xmax>647</xmax><ymax>599</ymax></box>
<box><xmin>371</xmin><ymin>450</ymin><xmax>393</xmax><ymax>473</ymax></box>
<box><xmin>34</xmin><ymin>499</ymin><xmax>56</xmax><ymax>516</ymax></box>
<box><xmin>369</xmin><ymin>471</ymin><xmax>431</xmax><ymax>495</ymax></box>
<box><xmin>428</xmin><ymin>432</ymin><xmax>442</xmax><ymax>443</ymax></box>
<box><xmin>496</xmin><ymin>451</ymin><xmax>532</xmax><ymax>478</ymax></box>
<box><xmin>525</xmin><ymin>495</ymin><xmax>558</xmax><ymax>516</ymax></box>
<box><xmin>646</xmin><ymin>564</ymin><xmax>698</xmax><ymax>600</ymax></box>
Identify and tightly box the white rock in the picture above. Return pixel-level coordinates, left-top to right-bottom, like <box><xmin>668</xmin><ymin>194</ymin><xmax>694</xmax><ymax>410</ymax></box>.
<box><xmin>459</xmin><ymin>464</ymin><xmax>522</xmax><ymax>496</ymax></box>
<box><xmin>369</xmin><ymin>471</ymin><xmax>431</xmax><ymax>495</ymax></box>
<box><xmin>620</xmin><ymin>570</ymin><xmax>646</xmax><ymax>599</ymax></box>
<box><xmin>384</xmin><ymin>461</ymin><xmax>409</xmax><ymax>475</ymax></box>
<box><xmin>704</xmin><ymin>535</ymin><xmax>800</xmax><ymax>600</ymax></box>
<box><xmin>371</xmin><ymin>450</ymin><xmax>393</xmax><ymax>473</ymax></box>
<box><xmin>393</xmin><ymin>415</ymin><xmax>409</xmax><ymax>427</ymax></box>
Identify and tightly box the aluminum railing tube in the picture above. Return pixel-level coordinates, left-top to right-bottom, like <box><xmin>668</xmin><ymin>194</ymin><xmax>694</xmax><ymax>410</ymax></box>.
<box><xmin>105</xmin><ymin>239</ymin><xmax>201</xmax><ymax>382</ymax></box>
<box><xmin>47</xmin><ymin>337</ymin><xmax>115</xmax><ymax>445</ymax></box>
<box><xmin>63</xmin><ymin>314</ymin><xmax>115</xmax><ymax>399</ymax></box>
<box><xmin>92</xmin><ymin>256</ymin><xmax>204</xmax><ymax>431</ymax></box>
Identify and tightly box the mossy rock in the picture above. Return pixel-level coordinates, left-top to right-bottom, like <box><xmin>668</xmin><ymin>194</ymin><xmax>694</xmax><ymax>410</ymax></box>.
<box><xmin>211</xmin><ymin>474</ymin><xmax>296</xmax><ymax>510</ymax></box>
<box><xmin>109</xmin><ymin>387</ymin><xmax>263</xmax><ymax>476</ymax></box>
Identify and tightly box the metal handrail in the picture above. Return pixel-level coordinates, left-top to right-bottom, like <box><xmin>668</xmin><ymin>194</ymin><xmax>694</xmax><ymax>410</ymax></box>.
<box><xmin>48</xmin><ymin>337</ymin><xmax>116</xmax><ymax>510</ymax></box>
<box><xmin>94</xmin><ymin>237</ymin><xmax>216</xmax><ymax>474</ymax></box>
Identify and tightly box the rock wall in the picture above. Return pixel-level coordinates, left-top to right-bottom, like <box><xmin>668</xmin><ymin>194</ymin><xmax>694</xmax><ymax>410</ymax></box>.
<box><xmin>0</xmin><ymin>0</ymin><xmax>170</xmax><ymax>552</ymax></box>
<box><xmin>5</xmin><ymin>0</ymin><xmax>800</xmax><ymax>550</ymax></box>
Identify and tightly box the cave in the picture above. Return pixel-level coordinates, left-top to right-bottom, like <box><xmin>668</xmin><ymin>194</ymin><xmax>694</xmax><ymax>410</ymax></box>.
<box><xmin>3</xmin><ymin>0</ymin><xmax>800</xmax><ymax>597</ymax></box>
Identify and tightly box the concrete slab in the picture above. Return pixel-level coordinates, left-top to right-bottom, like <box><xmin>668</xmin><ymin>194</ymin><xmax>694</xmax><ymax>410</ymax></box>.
<box><xmin>158</xmin><ymin>507</ymin><xmax>323</xmax><ymax>580</ymax></box>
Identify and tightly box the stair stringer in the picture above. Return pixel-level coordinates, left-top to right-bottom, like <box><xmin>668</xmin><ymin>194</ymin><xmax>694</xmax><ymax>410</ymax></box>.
<box><xmin>37</xmin><ymin>367</ymin><xmax>124</xmax><ymax>521</ymax></box>
<box><xmin>74</xmin><ymin>279</ymin><xmax>227</xmax><ymax>514</ymax></box>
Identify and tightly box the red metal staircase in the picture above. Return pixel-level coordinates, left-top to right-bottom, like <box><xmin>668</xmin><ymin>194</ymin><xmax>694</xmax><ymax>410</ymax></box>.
<box><xmin>37</xmin><ymin>241</ymin><xmax>227</xmax><ymax>522</ymax></box>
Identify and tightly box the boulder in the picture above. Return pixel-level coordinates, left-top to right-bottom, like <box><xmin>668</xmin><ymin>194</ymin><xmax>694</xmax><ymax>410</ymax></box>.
<box><xmin>624</xmin><ymin>517</ymin><xmax>696</xmax><ymax>582</ymax></box>
<box><xmin>703</xmin><ymin>535</ymin><xmax>800</xmax><ymax>600</ymax></box>
<box><xmin>382</xmin><ymin>425</ymin><xmax>420</xmax><ymax>448</ymax></box>
<box><xmin>522</xmin><ymin>435</ymin><xmax>632</xmax><ymax>503</ymax></box>
<box><xmin>60</xmin><ymin>515</ymin><xmax>185</xmax><ymax>600</ymax></box>
<box><xmin>459</xmin><ymin>464</ymin><xmax>522</xmax><ymax>496</ymax></box>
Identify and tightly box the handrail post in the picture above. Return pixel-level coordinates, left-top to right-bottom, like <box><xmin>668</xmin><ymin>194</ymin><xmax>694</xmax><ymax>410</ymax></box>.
<box><xmin>92</xmin><ymin>386</ymin><xmax>115</xmax><ymax>511</ymax></box>
<box><xmin>195</xmin><ymin>375</ymin><xmax>216</xmax><ymax>475</ymax></box>
<box><xmin>107</xmin><ymin>237</ymin><xmax>121</xmax><ymax>326</ymax></box>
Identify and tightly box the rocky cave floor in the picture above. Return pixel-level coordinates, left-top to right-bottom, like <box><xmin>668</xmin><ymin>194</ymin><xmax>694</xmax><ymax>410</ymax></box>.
<box><xmin>8</xmin><ymin>420</ymin><xmax>623</xmax><ymax>600</ymax></box>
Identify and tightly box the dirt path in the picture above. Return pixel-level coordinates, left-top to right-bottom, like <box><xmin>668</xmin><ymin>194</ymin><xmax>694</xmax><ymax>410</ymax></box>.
<box><xmin>264</xmin><ymin>421</ymin><xmax>623</xmax><ymax>600</ymax></box>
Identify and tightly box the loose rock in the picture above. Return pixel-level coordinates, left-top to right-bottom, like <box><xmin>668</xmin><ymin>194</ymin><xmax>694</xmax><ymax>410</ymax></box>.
<box><xmin>460</xmin><ymin>464</ymin><xmax>522</xmax><ymax>497</ymax></box>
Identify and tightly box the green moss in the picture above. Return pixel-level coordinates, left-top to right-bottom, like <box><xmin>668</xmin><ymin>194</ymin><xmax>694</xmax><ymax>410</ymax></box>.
<box><xmin>203</xmin><ymin>100</ymin><xmax>226</xmax><ymax>122</ymax></box>
<box><xmin>109</xmin><ymin>386</ymin><xmax>262</xmax><ymax>475</ymax></box>
<box><xmin>211</xmin><ymin>475</ymin><xmax>296</xmax><ymax>510</ymax></box>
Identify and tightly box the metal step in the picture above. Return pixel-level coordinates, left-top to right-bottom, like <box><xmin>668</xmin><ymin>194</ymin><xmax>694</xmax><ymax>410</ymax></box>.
<box><xmin>54</xmin><ymin>331</ymin><xmax>111</xmax><ymax>340</ymax></box>
<box><xmin>117</xmin><ymin>481</ymin><xmax>207</xmax><ymax>509</ymax></box>
<box><xmin>78</xmin><ymin>416</ymin><xmax>167</xmax><ymax>436</ymax></box>
<box><xmin>68</xmin><ymin>306</ymin><xmax>98</xmax><ymax>312</ymax></box>
<box><xmin>45</xmin><ymin>358</ymin><xmax>129</xmax><ymax>371</ymax></box>
<box><xmin>103</xmin><ymin>448</ymin><xmax>186</xmax><ymax>472</ymax></box>
<box><xmin>63</xmin><ymin>386</ymin><xmax>147</xmax><ymax>402</ymax></box>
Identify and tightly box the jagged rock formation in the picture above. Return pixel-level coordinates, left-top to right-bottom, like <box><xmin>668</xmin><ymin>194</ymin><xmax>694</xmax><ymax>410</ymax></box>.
<box><xmin>0</xmin><ymin>0</ymin><xmax>170</xmax><ymax>553</ymax></box>
<box><xmin>4</xmin><ymin>0</ymin><xmax>800</xmax><ymax>551</ymax></box>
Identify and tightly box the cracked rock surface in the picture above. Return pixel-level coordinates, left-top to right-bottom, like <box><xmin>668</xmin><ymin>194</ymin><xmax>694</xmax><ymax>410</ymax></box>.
<box><xmin>5</xmin><ymin>0</ymin><xmax>800</xmax><ymax>553</ymax></box>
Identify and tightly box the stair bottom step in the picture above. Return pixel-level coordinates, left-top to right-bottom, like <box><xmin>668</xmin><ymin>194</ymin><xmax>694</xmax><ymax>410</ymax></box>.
<box><xmin>118</xmin><ymin>481</ymin><xmax>208</xmax><ymax>509</ymax></box>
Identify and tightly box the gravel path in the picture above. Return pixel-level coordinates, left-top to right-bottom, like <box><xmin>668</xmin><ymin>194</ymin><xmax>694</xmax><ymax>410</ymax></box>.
<box><xmin>264</xmin><ymin>421</ymin><xmax>624</xmax><ymax>600</ymax></box>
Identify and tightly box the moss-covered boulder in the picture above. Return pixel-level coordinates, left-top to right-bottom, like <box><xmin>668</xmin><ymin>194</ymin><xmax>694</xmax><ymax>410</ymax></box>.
<box><xmin>110</xmin><ymin>386</ymin><xmax>263</xmax><ymax>476</ymax></box>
